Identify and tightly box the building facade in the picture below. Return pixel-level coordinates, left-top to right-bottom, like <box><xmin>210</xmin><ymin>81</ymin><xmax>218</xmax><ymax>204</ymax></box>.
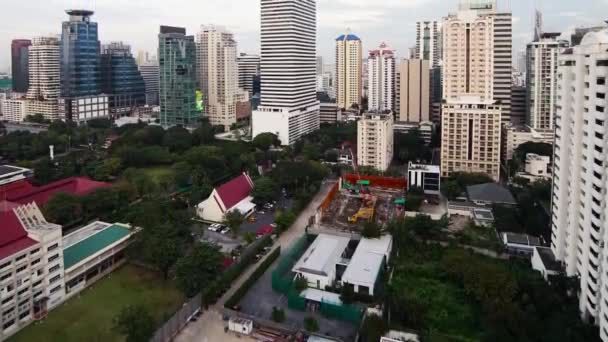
<box><xmin>396</xmin><ymin>59</ymin><xmax>430</xmax><ymax>123</ymax></box>
<box><xmin>415</xmin><ymin>21</ymin><xmax>440</xmax><ymax>68</ymax></box>
<box><xmin>197</xmin><ymin>26</ymin><xmax>242</xmax><ymax>130</ymax></box>
<box><xmin>237</xmin><ymin>53</ymin><xmax>260</xmax><ymax>97</ymax></box>
<box><xmin>510</xmin><ymin>85</ymin><xmax>526</xmax><ymax>126</ymax></box>
<box><xmin>158</xmin><ymin>26</ymin><xmax>198</xmax><ymax>127</ymax></box>
<box><xmin>252</xmin><ymin>0</ymin><xmax>320</xmax><ymax>145</ymax></box>
<box><xmin>1</xmin><ymin>100</ymin><xmax>27</xmax><ymax>123</ymax></box>
<box><xmin>139</xmin><ymin>62</ymin><xmax>160</xmax><ymax>106</ymax></box>
<box><xmin>25</xmin><ymin>37</ymin><xmax>61</xmax><ymax>121</ymax></box>
<box><xmin>11</xmin><ymin>40</ymin><xmax>31</xmax><ymax>93</ymax></box>
<box><xmin>319</xmin><ymin>102</ymin><xmax>340</xmax><ymax>124</ymax></box>
<box><xmin>502</xmin><ymin>124</ymin><xmax>554</xmax><ymax>161</ymax></box>
<box><xmin>101</xmin><ymin>42</ymin><xmax>146</xmax><ymax>117</ymax></box>
<box><xmin>368</xmin><ymin>43</ymin><xmax>395</xmax><ymax>112</ymax></box>
<box><xmin>551</xmin><ymin>28</ymin><xmax>608</xmax><ymax>341</ymax></box>
<box><xmin>526</xmin><ymin>33</ymin><xmax>569</xmax><ymax>131</ymax></box>
<box><xmin>335</xmin><ymin>33</ymin><xmax>362</xmax><ymax>110</ymax></box>
<box><xmin>357</xmin><ymin>112</ymin><xmax>394</xmax><ymax>171</ymax></box>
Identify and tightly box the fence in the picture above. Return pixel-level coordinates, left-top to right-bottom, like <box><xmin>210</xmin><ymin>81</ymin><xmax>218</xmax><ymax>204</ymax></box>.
<box><xmin>150</xmin><ymin>294</ymin><xmax>201</xmax><ymax>342</ymax></box>
<box><xmin>342</xmin><ymin>174</ymin><xmax>407</xmax><ymax>190</ymax></box>
<box><xmin>271</xmin><ymin>234</ymin><xmax>312</xmax><ymax>294</ymax></box>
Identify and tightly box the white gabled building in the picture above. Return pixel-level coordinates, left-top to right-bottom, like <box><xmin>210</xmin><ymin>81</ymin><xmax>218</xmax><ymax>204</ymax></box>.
<box><xmin>292</xmin><ymin>234</ymin><xmax>350</xmax><ymax>290</ymax></box>
<box><xmin>196</xmin><ymin>173</ymin><xmax>255</xmax><ymax>223</ymax></box>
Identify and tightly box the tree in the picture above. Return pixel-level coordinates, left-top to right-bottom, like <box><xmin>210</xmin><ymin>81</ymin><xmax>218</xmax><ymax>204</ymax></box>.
<box><xmin>25</xmin><ymin>113</ymin><xmax>49</xmax><ymax>124</ymax></box>
<box><xmin>82</xmin><ymin>188</ymin><xmax>121</xmax><ymax>220</ymax></box>
<box><xmin>275</xmin><ymin>211</ymin><xmax>296</xmax><ymax>232</ymax></box>
<box><xmin>341</xmin><ymin>283</ymin><xmax>356</xmax><ymax>304</ymax></box>
<box><xmin>162</xmin><ymin>126</ymin><xmax>193</xmax><ymax>152</ymax></box>
<box><xmin>133</xmin><ymin>173</ymin><xmax>157</xmax><ymax>199</ymax></box>
<box><xmin>244</xmin><ymin>232</ymin><xmax>256</xmax><ymax>245</ymax></box>
<box><xmin>304</xmin><ymin>317</ymin><xmax>319</xmax><ymax>333</ymax></box>
<box><xmin>252</xmin><ymin>177</ymin><xmax>278</xmax><ymax>205</ymax></box>
<box><xmin>294</xmin><ymin>276</ymin><xmax>308</xmax><ymax>292</ymax></box>
<box><xmin>223</xmin><ymin>210</ymin><xmax>245</xmax><ymax>237</ymax></box>
<box><xmin>361</xmin><ymin>314</ymin><xmax>388</xmax><ymax>342</ymax></box>
<box><xmin>172</xmin><ymin>161</ymin><xmax>192</xmax><ymax>188</ymax></box>
<box><xmin>271</xmin><ymin>307</ymin><xmax>286</xmax><ymax>323</ymax></box>
<box><xmin>441</xmin><ymin>180</ymin><xmax>462</xmax><ymax>200</ymax></box>
<box><xmin>362</xmin><ymin>222</ymin><xmax>382</xmax><ymax>238</ymax></box>
<box><xmin>302</xmin><ymin>143</ymin><xmax>322</xmax><ymax>160</ymax></box>
<box><xmin>113</xmin><ymin>305</ymin><xmax>156</xmax><ymax>342</ymax></box>
<box><xmin>175</xmin><ymin>243</ymin><xmax>223</xmax><ymax>297</ymax></box>
<box><xmin>149</xmin><ymin>231</ymin><xmax>181</xmax><ymax>280</ymax></box>
<box><xmin>253</xmin><ymin>132</ymin><xmax>280</xmax><ymax>151</ymax></box>
<box><xmin>44</xmin><ymin>193</ymin><xmax>83</xmax><ymax>225</ymax></box>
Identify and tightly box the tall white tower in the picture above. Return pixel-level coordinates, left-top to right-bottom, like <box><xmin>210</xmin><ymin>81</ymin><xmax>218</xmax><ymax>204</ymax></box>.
<box><xmin>25</xmin><ymin>36</ymin><xmax>61</xmax><ymax>121</ymax></box>
<box><xmin>367</xmin><ymin>43</ymin><xmax>395</xmax><ymax>112</ymax></box>
<box><xmin>335</xmin><ymin>32</ymin><xmax>362</xmax><ymax>110</ymax></box>
<box><xmin>415</xmin><ymin>21</ymin><xmax>440</xmax><ymax>68</ymax></box>
<box><xmin>252</xmin><ymin>0</ymin><xmax>320</xmax><ymax>145</ymax></box>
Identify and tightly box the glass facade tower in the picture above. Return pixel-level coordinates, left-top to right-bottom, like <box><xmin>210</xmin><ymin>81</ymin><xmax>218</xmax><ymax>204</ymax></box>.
<box><xmin>101</xmin><ymin>42</ymin><xmax>146</xmax><ymax>115</ymax></box>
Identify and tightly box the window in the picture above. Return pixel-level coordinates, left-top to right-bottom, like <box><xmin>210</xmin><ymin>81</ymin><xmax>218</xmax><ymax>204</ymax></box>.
<box><xmin>48</xmin><ymin>254</ymin><xmax>59</xmax><ymax>263</ymax></box>
<box><xmin>47</xmin><ymin>243</ymin><xmax>59</xmax><ymax>252</ymax></box>
<box><xmin>15</xmin><ymin>266</ymin><xmax>26</xmax><ymax>274</ymax></box>
<box><xmin>1</xmin><ymin>296</ymin><xmax>13</xmax><ymax>305</ymax></box>
<box><xmin>49</xmin><ymin>274</ymin><xmax>61</xmax><ymax>284</ymax></box>
<box><xmin>3</xmin><ymin>319</ymin><xmax>15</xmax><ymax>330</ymax></box>
<box><xmin>598</xmin><ymin>77</ymin><xmax>606</xmax><ymax>86</ymax></box>
<box><xmin>18</xmin><ymin>311</ymin><xmax>29</xmax><ymax>320</ymax></box>
<box><xmin>49</xmin><ymin>265</ymin><xmax>60</xmax><ymax>274</ymax></box>
<box><xmin>50</xmin><ymin>285</ymin><xmax>62</xmax><ymax>294</ymax></box>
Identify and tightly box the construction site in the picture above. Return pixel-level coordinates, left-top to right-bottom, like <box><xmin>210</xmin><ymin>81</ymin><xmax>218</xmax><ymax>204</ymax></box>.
<box><xmin>315</xmin><ymin>174</ymin><xmax>408</xmax><ymax>232</ymax></box>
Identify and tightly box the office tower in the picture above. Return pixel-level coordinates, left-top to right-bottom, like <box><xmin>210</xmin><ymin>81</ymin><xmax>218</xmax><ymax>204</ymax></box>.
<box><xmin>101</xmin><ymin>42</ymin><xmax>146</xmax><ymax>116</ymax></box>
<box><xmin>551</xmin><ymin>28</ymin><xmax>608</xmax><ymax>341</ymax></box>
<box><xmin>238</xmin><ymin>53</ymin><xmax>260</xmax><ymax>96</ymax></box>
<box><xmin>158</xmin><ymin>26</ymin><xmax>198</xmax><ymax>127</ymax></box>
<box><xmin>526</xmin><ymin>33</ymin><xmax>569</xmax><ymax>131</ymax></box>
<box><xmin>415</xmin><ymin>21</ymin><xmax>440</xmax><ymax>68</ymax></box>
<box><xmin>11</xmin><ymin>39</ymin><xmax>31</xmax><ymax>93</ymax></box>
<box><xmin>252</xmin><ymin>0</ymin><xmax>320</xmax><ymax>145</ymax></box>
<box><xmin>440</xmin><ymin>2</ymin><xmax>503</xmax><ymax>181</ymax></box>
<box><xmin>25</xmin><ymin>37</ymin><xmax>61</xmax><ymax>121</ymax></box>
<box><xmin>139</xmin><ymin>62</ymin><xmax>160</xmax><ymax>105</ymax></box>
<box><xmin>60</xmin><ymin>10</ymin><xmax>101</xmax><ymax>98</ymax></box>
<box><xmin>357</xmin><ymin>112</ymin><xmax>394</xmax><ymax>171</ymax></box>
<box><xmin>368</xmin><ymin>43</ymin><xmax>395</xmax><ymax>112</ymax></box>
<box><xmin>396</xmin><ymin>59</ymin><xmax>430</xmax><ymax>123</ymax></box>
<box><xmin>197</xmin><ymin>25</ymin><xmax>246</xmax><ymax>130</ymax></box>
<box><xmin>136</xmin><ymin>50</ymin><xmax>150</xmax><ymax>66</ymax></box>
<box><xmin>316</xmin><ymin>56</ymin><xmax>324</xmax><ymax>76</ymax></box>
<box><xmin>493</xmin><ymin>12</ymin><xmax>513</xmax><ymax>124</ymax></box>
<box><xmin>510</xmin><ymin>85</ymin><xmax>526</xmax><ymax>126</ymax></box>
<box><xmin>430</xmin><ymin>67</ymin><xmax>442</xmax><ymax>123</ymax></box>
<box><xmin>335</xmin><ymin>32</ymin><xmax>362</xmax><ymax>110</ymax></box>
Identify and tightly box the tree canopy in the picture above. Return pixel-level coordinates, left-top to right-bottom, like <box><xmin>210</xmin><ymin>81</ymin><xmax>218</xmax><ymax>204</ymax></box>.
<box><xmin>113</xmin><ymin>305</ymin><xmax>156</xmax><ymax>342</ymax></box>
<box><xmin>175</xmin><ymin>243</ymin><xmax>223</xmax><ymax>297</ymax></box>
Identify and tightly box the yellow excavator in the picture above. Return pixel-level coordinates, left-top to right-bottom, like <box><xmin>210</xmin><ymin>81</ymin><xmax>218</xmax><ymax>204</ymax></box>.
<box><xmin>348</xmin><ymin>207</ymin><xmax>375</xmax><ymax>223</ymax></box>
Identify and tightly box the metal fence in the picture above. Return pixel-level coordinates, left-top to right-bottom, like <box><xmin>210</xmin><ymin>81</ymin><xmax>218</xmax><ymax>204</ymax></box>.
<box><xmin>150</xmin><ymin>294</ymin><xmax>201</xmax><ymax>342</ymax></box>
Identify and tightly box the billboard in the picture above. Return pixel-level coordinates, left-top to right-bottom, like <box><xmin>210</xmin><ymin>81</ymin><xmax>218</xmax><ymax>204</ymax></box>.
<box><xmin>196</xmin><ymin>90</ymin><xmax>204</xmax><ymax>112</ymax></box>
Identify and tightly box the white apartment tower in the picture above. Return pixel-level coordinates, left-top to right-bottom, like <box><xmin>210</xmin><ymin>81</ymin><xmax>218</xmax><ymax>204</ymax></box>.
<box><xmin>526</xmin><ymin>33</ymin><xmax>569</xmax><ymax>132</ymax></box>
<box><xmin>25</xmin><ymin>36</ymin><xmax>61</xmax><ymax>121</ymax></box>
<box><xmin>238</xmin><ymin>53</ymin><xmax>260</xmax><ymax>96</ymax></box>
<box><xmin>551</xmin><ymin>28</ymin><xmax>608</xmax><ymax>341</ymax></box>
<box><xmin>358</xmin><ymin>112</ymin><xmax>394</xmax><ymax>172</ymax></box>
<box><xmin>396</xmin><ymin>59</ymin><xmax>430</xmax><ymax>123</ymax></box>
<box><xmin>415</xmin><ymin>21</ymin><xmax>440</xmax><ymax>68</ymax></box>
<box><xmin>252</xmin><ymin>0</ymin><xmax>320</xmax><ymax>145</ymax></box>
<box><xmin>335</xmin><ymin>32</ymin><xmax>362</xmax><ymax>110</ymax></box>
<box><xmin>440</xmin><ymin>2</ymin><xmax>503</xmax><ymax>181</ymax></box>
<box><xmin>368</xmin><ymin>43</ymin><xmax>395</xmax><ymax>112</ymax></box>
<box><xmin>197</xmin><ymin>25</ymin><xmax>244</xmax><ymax>130</ymax></box>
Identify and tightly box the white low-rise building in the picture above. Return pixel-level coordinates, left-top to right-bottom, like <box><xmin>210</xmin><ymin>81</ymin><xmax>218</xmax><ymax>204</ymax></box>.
<box><xmin>59</xmin><ymin>95</ymin><xmax>109</xmax><ymax>124</ymax></box>
<box><xmin>0</xmin><ymin>165</ymin><xmax>32</xmax><ymax>186</ymax></box>
<box><xmin>407</xmin><ymin>163</ymin><xmax>440</xmax><ymax>194</ymax></box>
<box><xmin>196</xmin><ymin>173</ymin><xmax>255</xmax><ymax>223</ymax></box>
<box><xmin>2</xmin><ymin>99</ymin><xmax>27</xmax><ymax>123</ymax></box>
<box><xmin>293</xmin><ymin>234</ymin><xmax>350</xmax><ymax>290</ymax></box>
<box><xmin>531</xmin><ymin>247</ymin><xmax>562</xmax><ymax>281</ymax></box>
<box><xmin>517</xmin><ymin>153</ymin><xmax>551</xmax><ymax>182</ymax></box>
<box><xmin>342</xmin><ymin>235</ymin><xmax>392</xmax><ymax>296</ymax></box>
<box><xmin>502</xmin><ymin>124</ymin><xmax>554</xmax><ymax>161</ymax></box>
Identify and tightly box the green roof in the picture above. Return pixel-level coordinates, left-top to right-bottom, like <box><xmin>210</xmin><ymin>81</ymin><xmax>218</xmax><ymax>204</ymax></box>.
<box><xmin>63</xmin><ymin>224</ymin><xmax>131</xmax><ymax>269</ymax></box>
<box><xmin>0</xmin><ymin>78</ymin><xmax>11</xmax><ymax>90</ymax></box>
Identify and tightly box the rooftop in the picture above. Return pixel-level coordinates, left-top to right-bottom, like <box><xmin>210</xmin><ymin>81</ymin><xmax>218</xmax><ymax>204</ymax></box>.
<box><xmin>63</xmin><ymin>222</ymin><xmax>132</xmax><ymax>270</ymax></box>
<box><xmin>467</xmin><ymin>183</ymin><xmax>516</xmax><ymax>205</ymax></box>
<box><xmin>503</xmin><ymin>232</ymin><xmax>542</xmax><ymax>247</ymax></box>
<box><xmin>535</xmin><ymin>247</ymin><xmax>562</xmax><ymax>272</ymax></box>
<box><xmin>0</xmin><ymin>210</ymin><xmax>37</xmax><ymax>260</ymax></box>
<box><xmin>0</xmin><ymin>165</ymin><xmax>30</xmax><ymax>177</ymax></box>
<box><xmin>336</xmin><ymin>33</ymin><xmax>361</xmax><ymax>41</ymax></box>
<box><xmin>215</xmin><ymin>173</ymin><xmax>254</xmax><ymax>210</ymax></box>
<box><xmin>408</xmin><ymin>162</ymin><xmax>440</xmax><ymax>174</ymax></box>
<box><xmin>293</xmin><ymin>234</ymin><xmax>349</xmax><ymax>277</ymax></box>
<box><xmin>342</xmin><ymin>235</ymin><xmax>392</xmax><ymax>287</ymax></box>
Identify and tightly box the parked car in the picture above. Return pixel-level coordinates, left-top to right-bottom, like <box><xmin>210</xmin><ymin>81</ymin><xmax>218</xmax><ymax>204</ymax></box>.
<box><xmin>220</xmin><ymin>227</ymin><xmax>231</xmax><ymax>235</ymax></box>
<box><xmin>270</xmin><ymin>223</ymin><xmax>278</xmax><ymax>228</ymax></box>
<box><xmin>208</xmin><ymin>224</ymin><xmax>220</xmax><ymax>232</ymax></box>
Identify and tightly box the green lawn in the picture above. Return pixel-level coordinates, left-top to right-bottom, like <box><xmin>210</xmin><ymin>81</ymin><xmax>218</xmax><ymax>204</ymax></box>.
<box><xmin>9</xmin><ymin>264</ymin><xmax>185</xmax><ymax>342</ymax></box>
<box><xmin>141</xmin><ymin>166</ymin><xmax>175</xmax><ymax>185</ymax></box>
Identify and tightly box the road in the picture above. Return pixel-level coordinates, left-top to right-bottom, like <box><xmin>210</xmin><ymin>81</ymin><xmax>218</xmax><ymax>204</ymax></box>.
<box><xmin>174</xmin><ymin>180</ymin><xmax>337</xmax><ymax>342</ymax></box>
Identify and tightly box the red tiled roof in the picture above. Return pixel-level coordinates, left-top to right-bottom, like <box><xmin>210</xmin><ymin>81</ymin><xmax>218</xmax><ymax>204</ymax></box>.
<box><xmin>0</xmin><ymin>210</ymin><xmax>37</xmax><ymax>260</ymax></box>
<box><xmin>0</xmin><ymin>200</ymin><xmax>19</xmax><ymax>213</ymax></box>
<box><xmin>256</xmin><ymin>225</ymin><xmax>274</xmax><ymax>237</ymax></box>
<box><xmin>5</xmin><ymin>177</ymin><xmax>111</xmax><ymax>207</ymax></box>
<box><xmin>215</xmin><ymin>173</ymin><xmax>253</xmax><ymax>211</ymax></box>
<box><xmin>0</xmin><ymin>180</ymin><xmax>34</xmax><ymax>199</ymax></box>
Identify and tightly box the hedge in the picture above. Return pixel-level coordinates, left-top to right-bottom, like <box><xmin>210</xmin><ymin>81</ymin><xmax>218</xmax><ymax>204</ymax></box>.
<box><xmin>225</xmin><ymin>247</ymin><xmax>281</xmax><ymax>309</ymax></box>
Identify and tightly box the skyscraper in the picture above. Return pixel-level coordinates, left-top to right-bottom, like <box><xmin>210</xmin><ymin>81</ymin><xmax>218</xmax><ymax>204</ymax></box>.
<box><xmin>238</xmin><ymin>53</ymin><xmax>260</xmax><ymax>97</ymax></box>
<box><xmin>335</xmin><ymin>32</ymin><xmax>362</xmax><ymax>110</ymax></box>
<box><xmin>101</xmin><ymin>42</ymin><xmax>146</xmax><ymax>116</ymax></box>
<box><xmin>415</xmin><ymin>21</ymin><xmax>440</xmax><ymax>68</ymax></box>
<box><xmin>25</xmin><ymin>36</ymin><xmax>61</xmax><ymax>121</ymax></box>
<box><xmin>526</xmin><ymin>33</ymin><xmax>569</xmax><ymax>132</ymax></box>
<box><xmin>139</xmin><ymin>62</ymin><xmax>160</xmax><ymax>106</ymax></box>
<box><xmin>158</xmin><ymin>26</ymin><xmax>198</xmax><ymax>127</ymax></box>
<box><xmin>368</xmin><ymin>43</ymin><xmax>395</xmax><ymax>112</ymax></box>
<box><xmin>197</xmin><ymin>25</ymin><xmax>245</xmax><ymax>130</ymax></box>
<box><xmin>60</xmin><ymin>10</ymin><xmax>101</xmax><ymax>98</ymax></box>
<box><xmin>358</xmin><ymin>112</ymin><xmax>394</xmax><ymax>172</ymax></box>
<box><xmin>551</xmin><ymin>28</ymin><xmax>608</xmax><ymax>342</ymax></box>
<box><xmin>396</xmin><ymin>59</ymin><xmax>430</xmax><ymax>123</ymax></box>
<box><xmin>11</xmin><ymin>39</ymin><xmax>31</xmax><ymax>93</ymax></box>
<box><xmin>440</xmin><ymin>2</ymin><xmax>503</xmax><ymax>181</ymax></box>
<box><xmin>252</xmin><ymin>0</ymin><xmax>320</xmax><ymax>145</ymax></box>
<box><xmin>493</xmin><ymin>11</ymin><xmax>513</xmax><ymax>124</ymax></box>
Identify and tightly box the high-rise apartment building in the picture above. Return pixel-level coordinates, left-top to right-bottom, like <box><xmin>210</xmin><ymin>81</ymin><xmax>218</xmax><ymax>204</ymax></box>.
<box><xmin>197</xmin><ymin>25</ymin><xmax>244</xmax><ymax>130</ymax></box>
<box><xmin>252</xmin><ymin>0</ymin><xmax>320</xmax><ymax>145</ymax></box>
<box><xmin>526</xmin><ymin>33</ymin><xmax>569</xmax><ymax>132</ymax></box>
<box><xmin>492</xmin><ymin>12</ymin><xmax>513</xmax><ymax>124</ymax></box>
<box><xmin>551</xmin><ymin>28</ymin><xmax>608</xmax><ymax>342</ymax></box>
<box><xmin>396</xmin><ymin>59</ymin><xmax>430</xmax><ymax>123</ymax></box>
<box><xmin>60</xmin><ymin>10</ymin><xmax>101</xmax><ymax>98</ymax></box>
<box><xmin>11</xmin><ymin>39</ymin><xmax>31</xmax><ymax>93</ymax></box>
<box><xmin>335</xmin><ymin>33</ymin><xmax>362</xmax><ymax>110</ymax></box>
<box><xmin>139</xmin><ymin>62</ymin><xmax>160</xmax><ymax>106</ymax></box>
<box><xmin>357</xmin><ymin>112</ymin><xmax>394</xmax><ymax>171</ymax></box>
<box><xmin>158</xmin><ymin>26</ymin><xmax>198</xmax><ymax>127</ymax></box>
<box><xmin>101</xmin><ymin>42</ymin><xmax>146</xmax><ymax>117</ymax></box>
<box><xmin>415</xmin><ymin>21</ymin><xmax>440</xmax><ymax>68</ymax></box>
<box><xmin>440</xmin><ymin>2</ymin><xmax>503</xmax><ymax>181</ymax></box>
<box><xmin>25</xmin><ymin>37</ymin><xmax>61</xmax><ymax>121</ymax></box>
<box><xmin>368</xmin><ymin>43</ymin><xmax>395</xmax><ymax>112</ymax></box>
<box><xmin>510</xmin><ymin>85</ymin><xmax>526</xmax><ymax>126</ymax></box>
<box><xmin>238</xmin><ymin>53</ymin><xmax>260</xmax><ymax>97</ymax></box>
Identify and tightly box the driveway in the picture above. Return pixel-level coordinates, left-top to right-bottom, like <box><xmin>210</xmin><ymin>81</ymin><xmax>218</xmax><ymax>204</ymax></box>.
<box><xmin>239</xmin><ymin>197</ymin><xmax>293</xmax><ymax>235</ymax></box>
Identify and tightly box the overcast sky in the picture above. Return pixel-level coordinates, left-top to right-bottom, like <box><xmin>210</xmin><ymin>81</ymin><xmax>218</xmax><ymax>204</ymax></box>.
<box><xmin>1</xmin><ymin>0</ymin><xmax>607</xmax><ymax>73</ymax></box>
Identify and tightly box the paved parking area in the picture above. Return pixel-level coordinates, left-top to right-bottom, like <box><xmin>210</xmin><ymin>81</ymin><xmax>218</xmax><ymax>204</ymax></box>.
<box><xmin>240</xmin><ymin>197</ymin><xmax>293</xmax><ymax>235</ymax></box>
<box><xmin>201</xmin><ymin>230</ymin><xmax>243</xmax><ymax>254</ymax></box>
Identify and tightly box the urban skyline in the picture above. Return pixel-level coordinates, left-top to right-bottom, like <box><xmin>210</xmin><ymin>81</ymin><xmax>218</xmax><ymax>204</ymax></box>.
<box><xmin>0</xmin><ymin>0</ymin><xmax>606</xmax><ymax>73</ymax></box>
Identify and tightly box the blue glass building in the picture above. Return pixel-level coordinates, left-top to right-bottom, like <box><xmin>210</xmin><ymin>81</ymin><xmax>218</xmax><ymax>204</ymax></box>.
<box><xmin>101</xmin><ymin>42</ymin><xmax>146</xmax><ymax>115</ymax></box>
<box><xmin>60</xmin><ymin>10</ymin><xmax>101</xmax><ymax>98</ymax></box>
